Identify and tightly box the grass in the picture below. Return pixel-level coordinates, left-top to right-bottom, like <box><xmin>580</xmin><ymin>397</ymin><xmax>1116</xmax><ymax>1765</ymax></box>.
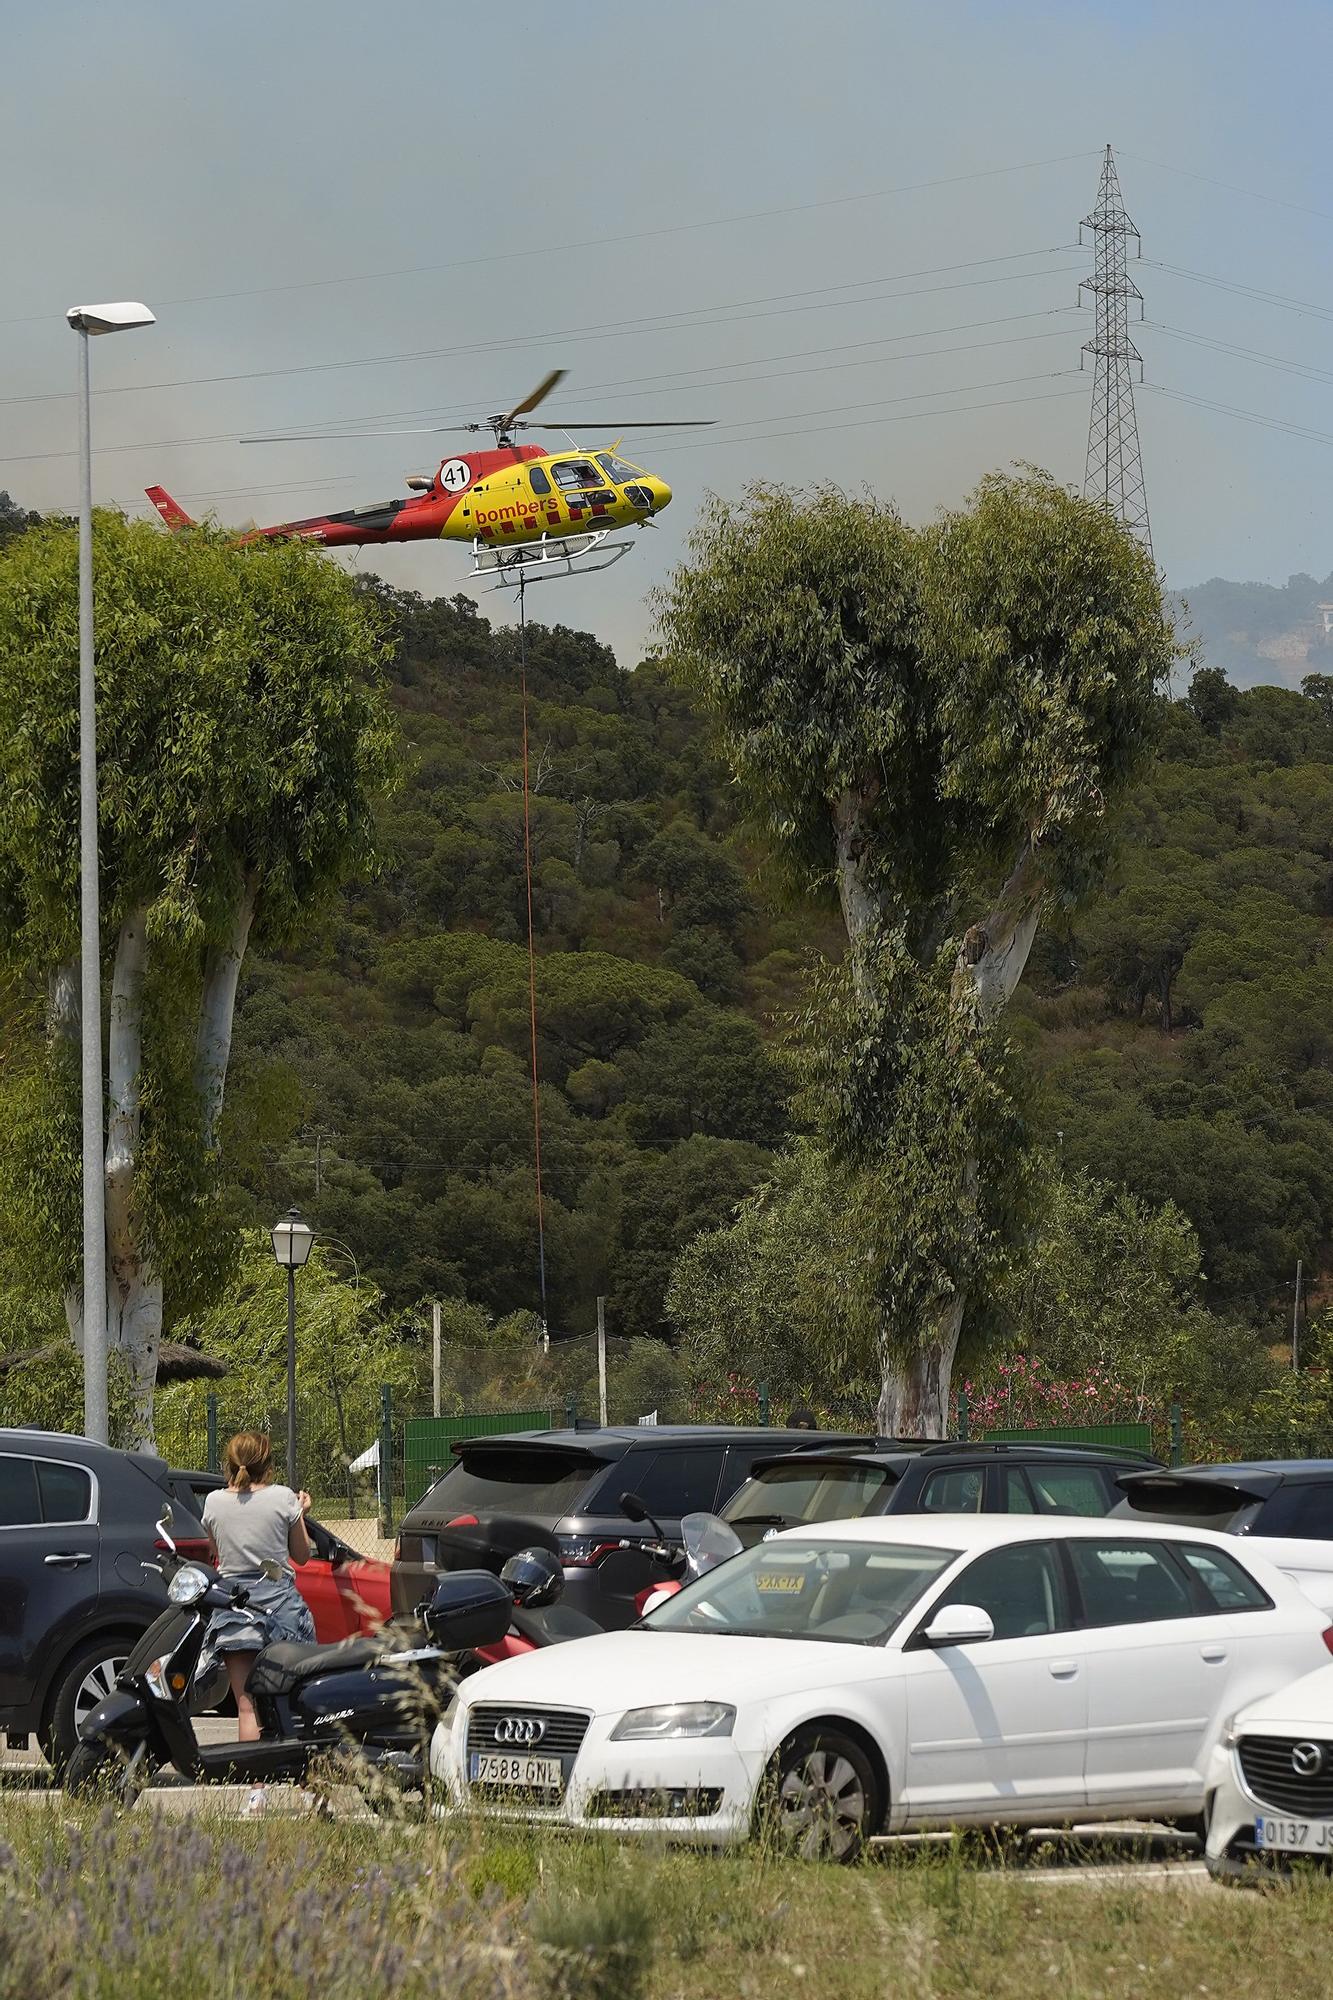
<box><xmin>3</xmin><ymin>1795</ymin><xmax>1333</xmax><ymax>2000</ymax></box>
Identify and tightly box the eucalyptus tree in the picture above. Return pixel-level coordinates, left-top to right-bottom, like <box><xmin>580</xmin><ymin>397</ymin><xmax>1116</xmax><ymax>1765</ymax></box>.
<box><xmin>661</xmin><ymin>472</ymin><xmax>1177</xmax><ymax>1434</ymax></box>
<box><xmin>0</xmin><ymin>512</ymin><xmax>394</xmax><ymax>1443</ymax></box>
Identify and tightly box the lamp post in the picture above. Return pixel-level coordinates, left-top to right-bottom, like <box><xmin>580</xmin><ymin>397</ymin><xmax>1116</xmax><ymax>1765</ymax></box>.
<box><xmin>271</xmin><ymin>1208</ymin><xmax>314</xmax><ymax>1485</ymax></box>
<box><xmin>65</xmin><ymin>300</ymin><xmax>155</xmax><ymax>1444</ymax></box>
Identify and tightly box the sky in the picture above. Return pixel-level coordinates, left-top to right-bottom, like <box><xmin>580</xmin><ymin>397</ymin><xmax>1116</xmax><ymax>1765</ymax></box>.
<box><xmin>4</xmin><ymin>0</ymin><xmax>1333</xmax><ymax>674</ymax></box>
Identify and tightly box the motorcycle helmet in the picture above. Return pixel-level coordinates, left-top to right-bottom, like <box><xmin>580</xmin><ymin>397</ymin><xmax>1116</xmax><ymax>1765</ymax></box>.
<box><xmin>500</xmin><ymin>1545</ymin><xmax>564</xmax><ymax>1608</ymax></box>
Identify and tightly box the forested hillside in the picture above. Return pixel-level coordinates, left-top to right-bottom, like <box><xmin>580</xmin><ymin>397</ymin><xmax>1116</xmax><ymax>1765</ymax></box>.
<box><xmin>0</xmin><ymin>487</ymin><xmax>1328</xmax><ymax>1411</ymax></box>
<box><xmin>229</xmin><ymin>584</ymin><xmax>838</xmax><ymax>1340</ymax></box>
<box><xmin>1179</xmin><ymin>569</ymin><xmax>1333</xmax><ymax>689</ymax></box>
<box><xmin>233</xmin><ymin>603</ymin><xmax>1332</xmax><ymax>1350</ymax></box>
<box><xmin>1017</xmin><ymin>670</ymin><xmax>1333</xmax><ymax>1324</ymax></box>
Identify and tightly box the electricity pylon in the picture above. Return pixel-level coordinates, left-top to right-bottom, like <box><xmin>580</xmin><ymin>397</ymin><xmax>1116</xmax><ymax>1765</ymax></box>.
<box><xmin>1080</xmin><ymin>144</ymin><xmax>1152</xmax><ymax>558</ymax></box>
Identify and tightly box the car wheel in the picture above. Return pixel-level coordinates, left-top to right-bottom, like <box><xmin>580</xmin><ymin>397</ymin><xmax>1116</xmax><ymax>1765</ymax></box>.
<box><xmin>42</xmin><ymin>1640</ymin><xmax>132</xmax><ymax>1776</ymax></box>
<box><xmin>757</xmin><ymin>1725</ymin><xmax>881</xmax><ymax>1863</ymax></box>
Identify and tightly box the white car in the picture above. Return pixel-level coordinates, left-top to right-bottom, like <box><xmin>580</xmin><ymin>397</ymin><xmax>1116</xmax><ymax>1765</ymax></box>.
<box><xmin>1205</xmin><ymin>1660</ymin><xmax>1333</xmax><ymax>1877</ymax></box>
<box><xmin>432</xmin><ymin>1515</ymin><xmax>1333</xmax><ymax>1859</ymax></box>
<box><xmin>1113</xmin><ymin>1464</ymin><xmax>1333</xmax><ymax>1615</ymax></box>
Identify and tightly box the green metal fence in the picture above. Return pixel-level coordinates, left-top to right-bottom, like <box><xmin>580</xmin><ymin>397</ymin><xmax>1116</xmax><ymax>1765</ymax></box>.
<box><xmin>403</xmin><ymin>1408</ymin><xmax>555</xmax><ymax>1509</ymax></box>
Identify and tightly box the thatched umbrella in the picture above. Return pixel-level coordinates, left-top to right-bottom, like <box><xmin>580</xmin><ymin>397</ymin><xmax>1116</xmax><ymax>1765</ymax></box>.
<box><xmin>0</xmin><ymin>1341</ymin><xmax>225</xmax><ymax>1384</ymax></box>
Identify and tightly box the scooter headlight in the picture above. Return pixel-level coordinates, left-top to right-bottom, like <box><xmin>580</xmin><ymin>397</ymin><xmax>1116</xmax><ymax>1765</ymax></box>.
<box><xmin>167</xmin><ymin>1564</ymin><xmax>211</xmax><ymax>1606</ymax></box>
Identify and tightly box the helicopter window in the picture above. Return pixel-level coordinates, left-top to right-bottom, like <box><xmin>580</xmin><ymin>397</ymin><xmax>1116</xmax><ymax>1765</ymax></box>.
<box><xmin>596</xmin><ymin>453</ymin><xmax>643</xmax><ymax>486</ymax></box>
<box><xmin>528</xmin><ymin>465</ymin><xmax>552</xmax><ymax>496</ymax></box>
<box><xmin>550</xmin><ymin>459</ymin><xmax>603</xmax><ymax>491</ymax></box>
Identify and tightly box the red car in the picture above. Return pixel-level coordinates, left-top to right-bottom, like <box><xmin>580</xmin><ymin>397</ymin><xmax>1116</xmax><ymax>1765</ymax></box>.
<box><xmin>300</xmin><ymin>1519</ymin><xmax>392</xmax><ymax>1637</ymax></box>
<box><xmin>170</xmin><ymin>1472</ymin><xmax>391</xmax><ymax>1640</ymax></box>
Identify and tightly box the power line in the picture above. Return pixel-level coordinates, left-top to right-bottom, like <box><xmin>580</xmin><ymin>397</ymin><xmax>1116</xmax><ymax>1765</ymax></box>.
<box><xmin>1119</xmin><ymin>149</ymin><xmax>1333</xmax><ymax>228</ymax></box>
<box><xmin>0</xmin><ymin>251</ymin><xmax>1086</xmax><ymax>410</ymax></box>
<box><xmin>1148</xmin><ymin>320</ymin><xmax>1333</xmax><ymax>387</ymax></box>
<box><xmin>185</xmin><ymin>305</ymin><xmax>1086</xmax><ymax>443</ymax></box>
<box><xmin>9</xmin><ymin>346</ymin><xmax>1085</xmax><ymax>470</ymax></box>
<box><xmin>1142</xmin><ymin>380</ymin><xmax>1333</xmax><ymax>450</ymax></box>
<box><xmin>0</xmin><ymin>150</ymin><xmax>1098</xmax><ymax>329</ymax></box>
<box><xmin>649</xmin><ymin>383</ymin><xmax>1087</xmax><ymax>456</ymax></box>
<box><xmin>105</xmin><ymin>381</ymin><xmax>1087</xmax><ymax>508</ymax></box>
<box><xmin>1142</xmin><ymin>258</ymin><xmax>1333</xmax><ymax>323</ymax></box>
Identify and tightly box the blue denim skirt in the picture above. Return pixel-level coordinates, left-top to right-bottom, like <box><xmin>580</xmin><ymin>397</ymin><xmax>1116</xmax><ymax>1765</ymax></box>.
<box><xmin>201</xmin><ymin>1572</ymin><xmax>316</xmax><ymax>1677</ymax></box>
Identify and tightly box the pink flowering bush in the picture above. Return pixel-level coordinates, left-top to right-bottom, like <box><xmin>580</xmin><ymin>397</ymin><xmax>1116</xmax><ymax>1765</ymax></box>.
<box><xmin>957</xmin><ymin>1354</ymin><xmax>1154</xmax><ymax>1435</ymax></box>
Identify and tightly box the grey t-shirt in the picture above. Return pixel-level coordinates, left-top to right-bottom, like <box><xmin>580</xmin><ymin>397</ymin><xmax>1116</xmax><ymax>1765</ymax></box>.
<box><xmin>202</xmin><ymin>1482</ymin><xmax>302</xmax><ymax>1576</ymax></box>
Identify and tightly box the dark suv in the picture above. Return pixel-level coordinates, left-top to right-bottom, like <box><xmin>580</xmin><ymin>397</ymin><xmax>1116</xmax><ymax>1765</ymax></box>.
<box><xmin>0</xmin><ymin>1429</ymin><xmax>209</xmax><ymax>1768</ymax></box>
<box><xmin>719</xmin><ymin>1439</ymin><xmax>1162</xmax><ymax>1548</ymax></box>
<box><xmin>392</xmin><ymin>1425</ymin><xmax>873</xmax><ymax>1629</ymax></box>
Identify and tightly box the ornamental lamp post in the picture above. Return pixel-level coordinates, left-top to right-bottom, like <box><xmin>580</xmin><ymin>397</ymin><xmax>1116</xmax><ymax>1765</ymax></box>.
<box><xmin>271</xmin><ymin>1208</ymin><xmax>314</xmax><ymax>1486</ymax></box>
<box><xmin>65</xmin><ymin>299</ymin><xmax>155</xmax><ymax>1444</ymax></box>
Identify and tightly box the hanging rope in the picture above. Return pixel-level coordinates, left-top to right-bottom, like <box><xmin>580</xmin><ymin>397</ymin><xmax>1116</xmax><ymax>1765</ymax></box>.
<box><xmin>516</xmin><ymin>571</ymin><xmax>550</xmax><ymax>1337</ymax></box>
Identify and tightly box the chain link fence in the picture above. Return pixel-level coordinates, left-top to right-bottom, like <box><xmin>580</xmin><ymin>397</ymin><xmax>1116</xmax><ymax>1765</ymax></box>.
<box><xmin>148</xmin><ymin>1341</ymin><xmax>1333</xmax><ymax>1546</ymax></box>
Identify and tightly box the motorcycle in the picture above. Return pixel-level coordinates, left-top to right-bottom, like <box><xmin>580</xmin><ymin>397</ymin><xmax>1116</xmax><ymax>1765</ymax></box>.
<box><xmin>65</xmin><ymin>1508</ymin><xmax>514</xmax><ymax>1804</ymax></box>
<box><xmin>468</xmin><ymin>1545</ymin><xmax>604</xmax><ymax>1665</ymax></box>
<box><xmin>623</xmin><ymin>1500</ymin><xmax>744</xmax><ymax>1617</ymax></box>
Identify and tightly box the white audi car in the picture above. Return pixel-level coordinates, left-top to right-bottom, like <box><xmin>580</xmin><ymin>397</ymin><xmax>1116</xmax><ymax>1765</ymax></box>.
<box><xmin>1204</xmin><ymin>1659</ymin><xmax>1333</xmax><ymax>1877</ymax></box>
<box><xmin>432</xmin><ymin>1515</ymin><xmax>1333</xmax><ymax>1859</ymax></box>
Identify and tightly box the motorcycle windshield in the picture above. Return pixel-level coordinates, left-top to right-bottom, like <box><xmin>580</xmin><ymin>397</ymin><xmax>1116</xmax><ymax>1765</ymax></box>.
<box><xmin>123</xmin><ymin>1605</ymin><xmax>196</xmax><ymax>1679</ymax></box>
<box><xmin>681</xmin><ymin>1511</ymin><xmax>744</xmax><ymax>1578</ymax></box>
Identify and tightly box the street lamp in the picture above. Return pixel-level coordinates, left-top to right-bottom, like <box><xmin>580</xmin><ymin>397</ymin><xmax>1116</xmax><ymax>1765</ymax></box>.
<box><xmin>66</xmin><ymin>299</ymin><xmax>155</xmax><ymax>1445</ymax></box>
<box><xmin>271</xmin><ymin>1208</ymin><xmax>314</xmax><ymax>1486</ymax></box>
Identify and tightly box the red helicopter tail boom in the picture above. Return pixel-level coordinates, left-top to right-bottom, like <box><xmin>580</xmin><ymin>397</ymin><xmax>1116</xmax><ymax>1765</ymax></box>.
<box><xmin>146</xmin><ymin>486</ymin><xmax>196</xmax><ymax>532</ymax></box>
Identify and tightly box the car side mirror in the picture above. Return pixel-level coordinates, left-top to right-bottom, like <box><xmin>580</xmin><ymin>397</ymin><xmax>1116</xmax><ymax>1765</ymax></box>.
<box><xmin>922</xmin><ymin>1603</ymin><xmax>994</xmax><ymax>1647</ymax></box>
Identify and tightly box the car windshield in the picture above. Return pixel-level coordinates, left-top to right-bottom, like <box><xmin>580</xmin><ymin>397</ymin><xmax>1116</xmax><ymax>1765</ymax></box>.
<box><xmin>725</xmin><ymin>1462</ymin><xmax>898</xmax><ymax>1532</ymax></box>
<box><xmin>644</xmin><ymin>1536</ymin><xmax>957</xmax><ymax>1645</ymax></box>
<box><xmin>422</xmin><ymin>1451</ymin><xmax>601</xmax><ymax>1519</ymax></box>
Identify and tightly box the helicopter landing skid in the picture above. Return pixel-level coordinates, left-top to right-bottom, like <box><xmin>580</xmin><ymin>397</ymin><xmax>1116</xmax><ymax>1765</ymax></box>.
<box><xmin>471</xmin><ymin>529</ymin><xmax>635</xmax><ymax>590</ymax></box>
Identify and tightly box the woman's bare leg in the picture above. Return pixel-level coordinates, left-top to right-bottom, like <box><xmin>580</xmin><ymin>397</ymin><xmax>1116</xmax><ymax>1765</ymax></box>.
<box><xmin>226</xmin><ymin>1652</ymin><xmax>261</xmax><ymax>1742</ymax></box>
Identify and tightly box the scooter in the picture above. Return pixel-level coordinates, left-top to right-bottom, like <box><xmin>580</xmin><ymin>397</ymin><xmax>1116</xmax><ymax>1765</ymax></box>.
<box><xmin>65</xmin><ymin>1508</ymin><xmax>514</xmax><ymax>1804</ymax></box>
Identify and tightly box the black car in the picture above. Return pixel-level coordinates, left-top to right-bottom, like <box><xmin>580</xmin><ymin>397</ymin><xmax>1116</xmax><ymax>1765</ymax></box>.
<box><xmin>0</xmin><ymin>1429</ymin><xmax>210</xmax><ymax>1769</ymax></box>
<box><xmin>1113</xmin><ymin>1461</ymin><xmax>1333</xmax><ymax>1539</ymax></box>
<box><xmin>391</xmin><ymin>1425</ymin><xmax>874</xmax><ymax>1629</ymax></box>
<box><xmin>718</xmin><ymin>1439</ymin><xmax>1163</xmax><ymax>1548</ymax></box>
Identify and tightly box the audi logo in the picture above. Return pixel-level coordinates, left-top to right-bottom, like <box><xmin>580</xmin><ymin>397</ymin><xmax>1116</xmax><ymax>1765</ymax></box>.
<box><xmin>493</xmin><ymin>1715</ymin><xmax>547</xmax><ymax>1747</ymax></box>
<box><xmin>1291</xmin><ymin>1741</ymin><xmax>1325</xmax><ymax>1779</ymax></box>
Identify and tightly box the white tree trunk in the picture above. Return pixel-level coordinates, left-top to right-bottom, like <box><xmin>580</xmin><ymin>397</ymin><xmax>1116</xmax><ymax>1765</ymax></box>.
<box><xmin>831</xmin><ymin>786</ymin><xmax>884</xmax><ymax>1004</ymax></box>
<box><xmin>195</xmin><ymin>874</ymin><xmax>258</xmax><ymax>1148</ymax></box>
<box><xmin>105</xmin><ymin>906</ymin><xmax>159</xmax><ymax>1447</ymax></box>
<box><xmin>876</xmin><ymin>1293</ymin><xmax>966</xmax><ymax>1438</ymax></box>
<box><xmin>856</xmin><ymin>837</ymin><xmax>1047</xmax><ymax>1436</ymax></box>
<box><xmin>55</xmin><ymin>879</ymin><xmax>259</xmax><ymax>1448</ymax></box>
<box><xmin>48</xmin><ymin>960</ymin><xmax>91</xmax><ymax>1356</ymax></box>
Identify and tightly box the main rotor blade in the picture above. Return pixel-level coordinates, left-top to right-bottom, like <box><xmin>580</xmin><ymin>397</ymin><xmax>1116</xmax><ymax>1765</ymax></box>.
<box><xmin>520</xmin><ymin>418</ymin><xmax>716</xmax><ymax>430</ymax></box>
<box><xmin>241</xmin><ymin>425</ymin><xmax>451</xmax><ymax>442</ymax></box>
<box><xmin>501</xmin><ymin>368</ymin><xmax>568</xmax><ymax>427</ymax></box>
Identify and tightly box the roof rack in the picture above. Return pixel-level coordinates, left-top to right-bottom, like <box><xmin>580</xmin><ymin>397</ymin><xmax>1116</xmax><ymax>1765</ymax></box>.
<box><xmin>917</xmin><ymin>1439</ymin><xmax>1159</xmax><ymax>1463</ymax></box>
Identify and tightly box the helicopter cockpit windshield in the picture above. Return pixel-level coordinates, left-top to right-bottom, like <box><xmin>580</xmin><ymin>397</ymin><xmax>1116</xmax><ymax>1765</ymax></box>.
<box><xmin>596</xmin><ymin>452</ymin><xmax>646</xmax><ymax>486</ymax></box>
<box><xmin>550</xmin><ymin>458</ymin><xmax>605</xmax><ymax>492</ymax></box>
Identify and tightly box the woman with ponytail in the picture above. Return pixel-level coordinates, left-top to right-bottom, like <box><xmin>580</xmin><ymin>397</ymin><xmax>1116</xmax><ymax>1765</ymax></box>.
<box><xmin>200</xmin><ymin>1432</ymin><xmax>317</xmax><ymax>1761</ymax></box>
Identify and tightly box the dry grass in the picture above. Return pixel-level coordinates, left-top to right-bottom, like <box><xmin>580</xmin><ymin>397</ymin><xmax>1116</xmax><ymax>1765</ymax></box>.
<box><xmin>3</xmin><ymin>1797</ymin><xmax>1332</xmax><ymax>2000</ymax></box>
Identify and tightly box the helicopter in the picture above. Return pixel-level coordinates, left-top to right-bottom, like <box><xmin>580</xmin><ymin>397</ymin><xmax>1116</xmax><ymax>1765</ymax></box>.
<box><xmin>145</xmin><ymin>370</ymin><xmax>711</xmax><ymax>585</ymax></box>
